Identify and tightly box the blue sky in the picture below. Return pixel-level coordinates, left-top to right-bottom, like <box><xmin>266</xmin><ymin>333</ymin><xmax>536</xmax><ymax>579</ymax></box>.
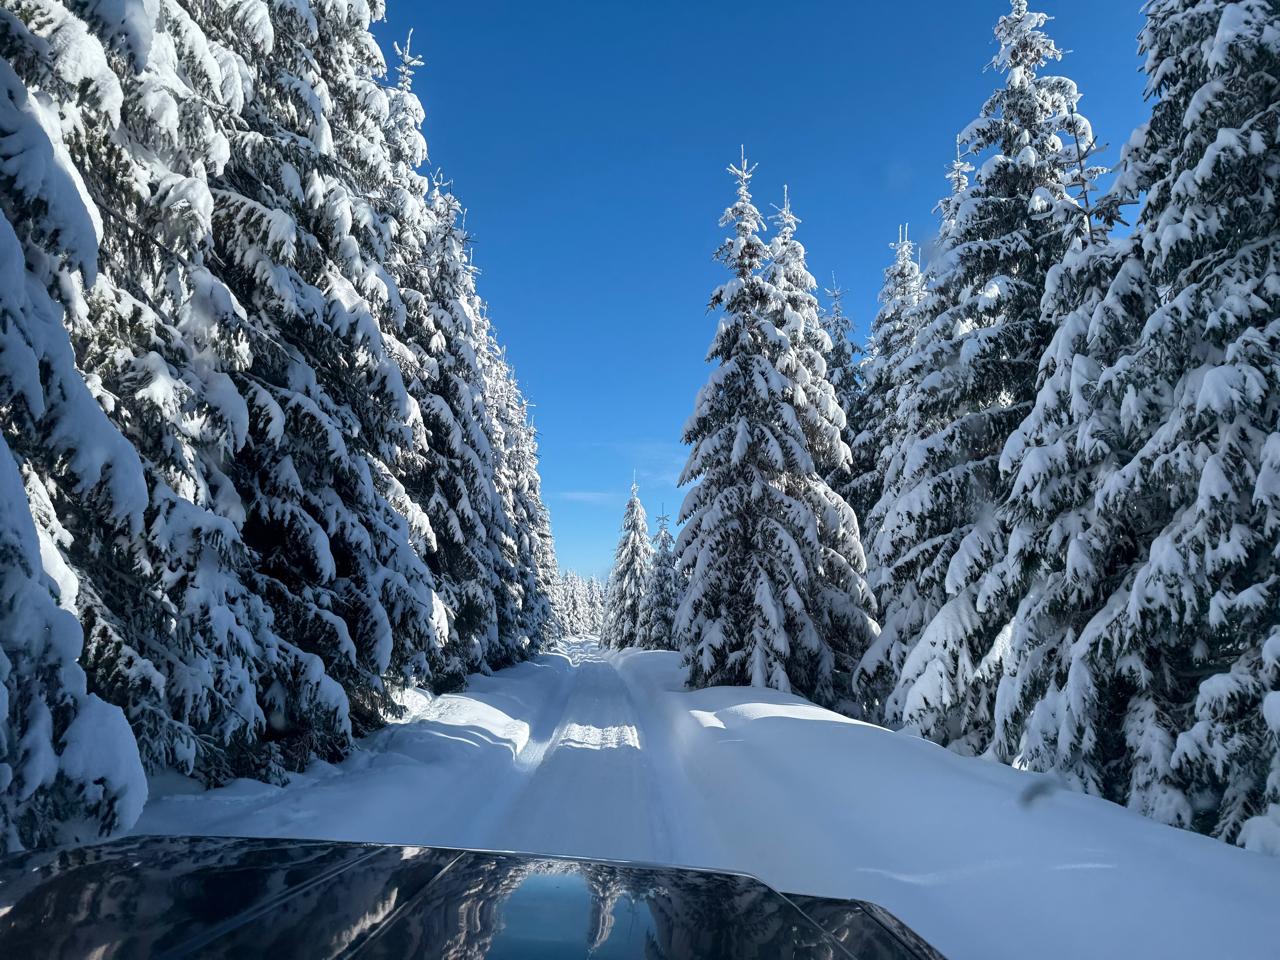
<box><xmin>373</xmin><ymin>1</ymin><xmax>1148</xmax><ymax>579</ymax></box>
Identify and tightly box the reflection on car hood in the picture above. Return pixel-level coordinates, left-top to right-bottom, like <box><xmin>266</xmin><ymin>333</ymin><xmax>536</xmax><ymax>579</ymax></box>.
<box><xmin>0</xmin><ymin>836</ymin><xmax>946</xmax><ymax>959</ymax></box>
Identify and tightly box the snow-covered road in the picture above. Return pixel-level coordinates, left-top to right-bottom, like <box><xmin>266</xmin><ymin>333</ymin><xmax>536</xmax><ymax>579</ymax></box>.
<box><xmin>137</xmin><ymin>640</ymin><xmax>687</xmax><ymax>866</ymax></box>
<box><xmin>467</xmin><ymin>641</ymin><xmax>675</xmax><ymax>863</ymax></box>
<box><xmin>137</xmin><ymin>637</ymin><xmax>1280</xmax><ymax>960</ymax></box>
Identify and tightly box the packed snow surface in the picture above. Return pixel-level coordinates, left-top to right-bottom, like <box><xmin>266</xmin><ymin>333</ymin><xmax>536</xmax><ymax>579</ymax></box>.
<box><xmin>137</xmin><ymin>638</ymin><xmax>1280</xmax><ymax>960</ymax></box>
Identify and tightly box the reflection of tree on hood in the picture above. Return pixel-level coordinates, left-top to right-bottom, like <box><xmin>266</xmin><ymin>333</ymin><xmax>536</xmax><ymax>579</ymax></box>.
<box><xmin>641</xmin><ymin>869</ymin><xmax>816</xmax><ymax>960</ymax></box>
<box><xmin>420</xmin><ymin>855</ymin><xmax>534</xmax><ymax>960</ymax></box>
<box><xmin>0</xmin><ymin>838</ymin><xmax>395</xmax><ymax>957</ymax></box>
<box><xmin>582</xmin><ymin>862</ymin><xmax>635</xmax><ymax>951</ymax></box>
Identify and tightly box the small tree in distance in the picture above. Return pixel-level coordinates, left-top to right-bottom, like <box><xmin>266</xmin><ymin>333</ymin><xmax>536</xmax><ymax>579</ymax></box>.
<box><xmin>602</xmin><ymin>482</ymin><xmax>652</xmax><ymax>649</ymax></box>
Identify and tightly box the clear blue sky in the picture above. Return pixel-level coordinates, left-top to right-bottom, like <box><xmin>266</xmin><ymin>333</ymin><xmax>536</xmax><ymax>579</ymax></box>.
<box><xmin>372</xmin><ymin>1</ymin><xmax>1148</xmax><ymax>579</ymax></box>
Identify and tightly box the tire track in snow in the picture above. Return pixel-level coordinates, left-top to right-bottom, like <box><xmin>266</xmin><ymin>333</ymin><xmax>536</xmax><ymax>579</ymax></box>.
<box><xmin>478</xmin><ymin>638</ymin><xmax>674</xmax><ymax>864</ymax></box>
<box><xmin>446</xmin><ymin>644</ymin><xmax>583</xmax><ymax>848</ymax></box>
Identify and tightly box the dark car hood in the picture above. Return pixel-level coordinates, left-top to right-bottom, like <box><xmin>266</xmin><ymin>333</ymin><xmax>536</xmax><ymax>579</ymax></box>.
<box><xmin>0</xmin><ymin>836</ymin><xmax>944</xmax><ymax>959</ymax></box>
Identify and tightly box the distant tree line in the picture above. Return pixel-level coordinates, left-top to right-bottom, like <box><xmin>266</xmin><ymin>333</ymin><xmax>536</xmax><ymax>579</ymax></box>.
<box><xmin>553</xmin><ymin>571</ymin><xmax>606</xmax><ymax>637</ymax></box>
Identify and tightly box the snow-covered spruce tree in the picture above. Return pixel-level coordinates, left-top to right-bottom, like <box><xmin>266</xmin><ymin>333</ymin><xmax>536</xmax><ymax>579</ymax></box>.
<box><xmin>557</xmin><ymin>571</ymin><xmax>582</xmax><ymax>636</ymax></box>
<box><xmin>553</xmin><ymin>571</ymin><xmax>580</xmax><ymax>636</ymax></box>
<box><xmin>379</xmin><ymin>32</ymin><xmax>555</xmax><ymax>678</ymax></box>
<box><xmin>844</xmin><ymin>227</ymin><xmax>925</xmax><ymax>530</ymax></box>
<box><xmin>872</xmin><ymin>1</ymin><xmax>1101</xmax><ymax>750</ymax></box>
<box><xmin>462</xmin><ymin>315</ymin><xmax>529</xmax><ymax>666</ymax></box>
<box><xmin>0</xmin><ymin>443</ymin><xmax>146</xmax><ymax>852</ymax></box>
<box><xmin>675</xmin><ymin>157</ymin><xmax>875</xmax><ymax>704</ymax></box>
<box><xmin>575</xmin><ymin>576</ymin><xmax>591</xmax><ymax>635</ymax></box>
<box><xmin>988</xmin><ymin>234</ymin><xmax>1156</xmax><ymax>790</ymax></box>
<box><xmin>995</xmin><ymin>0</ymin><xmax>1280</xmax><ymax>843</ymax></box>
<box><xmin>764</xmin><ymin>190</ymin><xmax>878</xmax><ymax>690</ymax></box>
<box><xmin>471</xmin><ymin>328</ymin><xmax>557</xmax><ymax>666</ymax></box>
<box><xmin>9</xmin><ymin>0</ymin><xmax>336</xmax><ymax>785</ymax></box>
<box><xmin>856</xmin><ymin>159</ymin><xmax>973</xmax><ymax>723</ymax></box>
<box><xmin>563</xmin><ymin>572</ymin><xmax>581</xmax><ymax>635</ymax></box>
<box><xmin>1</xmin><ymin>0</ymin><xmax>553</xmax><ymax>839</ymax></box>
<box><xmin>637</xmin><ymin>513</ymin><xmax>682</xmax><ymax>650</ymax></box>
<box><xmin>1139</xmin><ymin>0</ymin><xmax>1280</xmax><ymax>847</ymax></box>
<box><xmin>588</xmin><ymin>577</ymin><xmax>606</xmax><ymax>633</ymax></box>
<box><xmin>0</xmin><ymin>52</ymin><xmax>149</xmax><ymax>849</ymax></box>
<box><xmin>381</xmin><ymin>181</ymin><xmax>484</xmax><ymax>684</ymax></box>
<box><xmin>489</xmin><ymin>348</ymin><xmax>558</xmax><ymax>661</ymax></box>
<box><xmin>984</xmin><ymin>77</ymin><xmax>1122</xmax><ymax>785</ymax></box>
<box><xmin>766</xmin><ymin>190</ymin><xmax>849</xmax><ymax>484</ymax></box>
<box><xmin>981</xmin><ymin>60</ymin><xmax>1145</xmax><ymax>785</ymax></box>
<box><xmin>194</xmin><ymin>0</ymin><xmax>461</xmax><ymax>748</ymax></box>
<box><xmin>818</xmin><ymin>283</ymin><xmax>863</xmax><ymax>498</ymax></box>
<box><xmin>403</xmin><ymin>187</ymin><xmax>505</xmax><ymax>679</ymax></box>
<box><xmin>602</xmin><ymin>483</ymin><xmax>652</xmax><ymax>649</ymax></box>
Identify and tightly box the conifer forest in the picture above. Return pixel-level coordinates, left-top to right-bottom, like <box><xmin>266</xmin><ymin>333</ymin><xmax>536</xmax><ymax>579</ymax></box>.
<box><xmin>3</xmin><ymin>3</ymin><xmax>1280</xmax><ymax>956</ymax></box>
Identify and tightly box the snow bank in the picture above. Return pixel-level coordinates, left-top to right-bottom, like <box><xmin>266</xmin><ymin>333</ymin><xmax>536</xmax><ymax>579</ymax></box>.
<box><xmin>612</xmin><ymin>649</ymin><xmax>1280</xmax><ymax>960</ymax></box>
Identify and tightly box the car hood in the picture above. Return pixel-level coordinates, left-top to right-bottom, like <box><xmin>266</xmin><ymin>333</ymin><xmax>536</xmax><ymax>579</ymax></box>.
<box><xmin>0</xmin><ymin>835</ymin><xmax>944</xmax><ymax>959</ymax></box>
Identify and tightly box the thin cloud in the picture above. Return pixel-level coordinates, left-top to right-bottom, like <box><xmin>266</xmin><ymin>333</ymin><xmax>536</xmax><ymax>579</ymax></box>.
<box><xmin>556</xmin><ymin>490</ymin><xmax>620</xmax><ymax>505</ymax></box>
<box><xmin>577</xmin><ymin>439</ymin><xmax>689</xmax><ymax>490</ymax></box>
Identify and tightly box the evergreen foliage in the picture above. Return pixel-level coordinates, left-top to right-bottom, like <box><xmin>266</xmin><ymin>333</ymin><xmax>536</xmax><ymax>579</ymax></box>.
<box><xmin>838</xmin><ymin>0</ymin><xmax>1280</xmax><ymax>855</ymax></box>
<box><xmin>554</xmin><ymin>572</ymin><xmax>606</xmax><ymax>638</ymax></box>
<box><xmin>866</xmin><ymin>1</ymin><xmax>1102</xmax><ymax>751</ymax></box>
<box><xmin>602</xmin><ymin>483</ymin><xmax>652</xmax><ymax>649</ymax></box>
<box><xmin>0</xmin><ymin>1</ymin><xmax>556</xmax><ymax>849</ymax></box>
<box><xmin>676</xmin><ymin>156</ymin><xmax>876</xmax><ymax>705</ymax></box>
<box><xmin>0</xmin><ymin>50</ymin><xmax>147</xmax><ymax>849</ymax></box>
<box><xmin>844</xmin><ymin>228</ymin><xmax>924</xmax><ymax>530</ymax></box>
<box><xmin>637</xmin><ymin>513</ymin><xmax>682</xmax><ymax>651</ymax></box>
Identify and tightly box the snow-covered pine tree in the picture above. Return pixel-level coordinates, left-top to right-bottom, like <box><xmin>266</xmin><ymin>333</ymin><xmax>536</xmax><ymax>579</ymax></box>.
<box><xmin>489</xmin><ymin>348</ymin><xmax>557</xmax><ymax>661</ymax></box>
<box><xmin>873</xmin><ymin>1</ymin><xmax>1101</xmax><ymax>751</ymax></box>
<box><xmin>401</xmin><ymin>186</ymin><xmax>505</xmax><ymax>680</ymax></box>
<box><xmin>845</xmin><ymin>227</ymin><xmax>925</xmax><ymax>530</ymax></box>
<box><xmin>981</xmin><ymin>46</ymin><xmax>1143</xmax><ymax>784</ymax></box>
<box><xmin>474</xmin><ymin>330</ymin><xmax>556</xmax><ymax>666</ymax></box>
<box><xmin>818</xmin><ymin>282</ymin><xmax>863</xmax><ymax>499</ymax></box>
<box><xmin>587</xmin><ymin>576</ymin><xmax>606</xmax><ymax>634</ymax></box>
<box><xmin>1138</xmin><ymin>0</ymin><xmax>1280</xmax><ymax>847</ymax></box>
<box><xmin>988</xmin><ymin>234</ymin><xmax>1155</xmax><ymax>789</ymax></box>
<box><xmin>0</xmin><ymin>52</ymin><xmax>148</xmax><ymax>849</ymax></box>
<box><xmin>380</xmin><ymin>31</ymin><xmax>555</xmax><ymax>678</ymax></box>
<box><xmin>566</xmin><ymin>572</ymin><xmax>583</xmax><ymax>636</ymax></box>
<box><xmin>637</xmin><ymin>512</ymin><xmax>681</xmax><ymax>650</ymax></box>
<box><xmin>764</xmin><ymin>190</ymin><xmax>878</xmax><ymax>690</ymax></box>
<box><xmin>559</xmin><ymin>572</ymin><xmax>581</xmax><ymax>636</ymax></box>
<box><xmin>602</xmin><ymin>482</ymin><xmax>652</xmax><ymax>649</ymax></box>
<box><xmin>985</xmin><ymin>89</ymin><xmax>1120</xmax><ymax>783</ymax></box>
<box><xmin>856</xmin><ymin>159</ymin><xmax>972</xmax><ymax>723</ymax></box>
<box><xmin>376</xmin><ymin>43</ymin><xmax>505</xmax><ymax>693</ymax></box>
<box><xmin>189</xmin><ymin>0</ymin><xmax>460</xmax><ymax>748</ymax></box>
<box><xmin>553</xmin><ymin>571</ymin><xmax>606</xmax><ymax>637</ymax></box>
<box><xmin>365</xmin><ymin>21</ymin><xmax>554</xmax><ymax>686</ymax></box>
<box><xmin>0</xmin><ymin>441</ymin><xmax>146</xmax><ymax>852</ymax></box>
<box><xmin>0</xmin><ymin>0</ymin><xmax>301</xmax><ymax>785</ymax></box>
<box><xmin>767</xmin><ymin>190</ymin><xmax>850</xmax><ymax>486</ymax></box>
<box><xmin>1</xmin><ymin>0</ymin><xmax>555</xmax><ymax>847</ymax></box>
<box><xmin>676</xmin><ymin>157</ymin><xmax>875</xmax><ymax>704</ymax></box>
<box><xmin>994</xmin><ymin>0</ymin><xmax>1280</xmax><ymax>843</ymax></box>
<box><xmin>554</xmin><ymin>571</ymin><xmax>580</xmax><ymax>636</ymax></box>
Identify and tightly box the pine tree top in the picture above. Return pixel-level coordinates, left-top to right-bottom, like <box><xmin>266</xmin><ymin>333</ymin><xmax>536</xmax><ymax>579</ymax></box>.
<box><xmin>715</xmin><ymin>148</ymin><xmax>768</xmax><ymax>282</ymax></box>
<box><xmin>878</xmin><ymin>224</ymin><xmax>924</xmax><ymax>311</ymax></box>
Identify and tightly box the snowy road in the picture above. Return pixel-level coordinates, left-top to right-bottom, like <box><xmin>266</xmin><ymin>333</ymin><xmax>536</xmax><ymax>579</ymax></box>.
<box><xmin>138</xmin><ymin>639</ymin><xmax>689</xmax><ymax>866</ymax></box>
<box><xmin>462</xmin><ymin>641</ymin><xmax>674</xmax><ymax>863</ymax></box>
<box><xmin>138</xmin><ymin>637</ymin><xmax>1280</xmax><ymax>960</ymax></box>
